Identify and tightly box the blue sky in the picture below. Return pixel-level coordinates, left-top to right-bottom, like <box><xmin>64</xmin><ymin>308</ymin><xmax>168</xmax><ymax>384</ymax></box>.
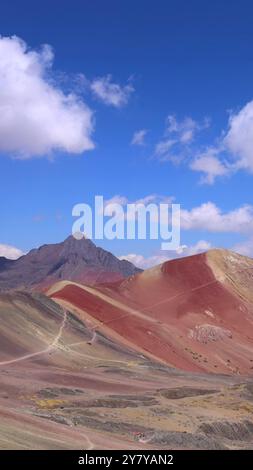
<box><xmin>0</xmin><ymin>0</ymin><xmax>253</xmax><ymax>267</ymax></box>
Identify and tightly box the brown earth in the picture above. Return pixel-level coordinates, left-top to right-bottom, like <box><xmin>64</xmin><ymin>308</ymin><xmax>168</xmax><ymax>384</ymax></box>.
<box><xmin>1</xmin><ymin>249</ymin><xmax>253</xmax><ymax>449</ymax></box>
<box><xmin>50</xmin><ymin>249</ymin><xmax>253</xmax><ymax>375</ymax></box>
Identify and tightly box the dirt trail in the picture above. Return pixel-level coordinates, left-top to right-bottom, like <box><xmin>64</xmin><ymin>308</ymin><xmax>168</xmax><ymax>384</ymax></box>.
<box><xmin>0</xmin><ymin>310</ymin><xmax>67</xmax><ymax>367</ymax></box>
<box><xmin>61</xmin><ymin>416</ymin><xmax>94</xmax><ymax>449</ymax></box>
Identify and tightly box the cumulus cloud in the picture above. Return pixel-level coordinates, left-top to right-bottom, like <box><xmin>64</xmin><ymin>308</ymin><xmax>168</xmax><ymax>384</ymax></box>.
<box><xmin>0</xmin><ymin>35</ymin><xmax>94</xmax><ymax>158</ymax></box>
<box><xmin>0</xmin><ymin>243</ymin><xmax>24</xmax><ymax>260</ymax></box>
<box><xmin>131</xmin><ymin>129</ymin><xmax>148</xmax><ymax>146</ymax></box>
<box><xmin>90</xmin><ymin>75</ymin><xmax>134</xmax><ymax>107</ymax></box>
<box><xmin>105</xmin><ymin>195</ymin><xmax>253</xmax><ymax>235</ymax></box>
<box><xmin>181</xmin><ymin>202</ymin><xmax>253</xmax><ymax>233</ymax></box>
<box><xmin>224</xmin><ymin>100</ymin><xmax>253</xmax><ymax>172</ymax></box>
<box><xmin>190</xmin><ymin>99</ymin><xmax>253</xmax><ymax>183</ymax></box>
<box><xmin>190</xmin><ymin>147</ymin><xmax>231</xmax><ymax>184</ymax></box>
<box><xmin>152</xmin><ymin>106</ymin><xmax>253</xmax><ymax>183</ymax></box>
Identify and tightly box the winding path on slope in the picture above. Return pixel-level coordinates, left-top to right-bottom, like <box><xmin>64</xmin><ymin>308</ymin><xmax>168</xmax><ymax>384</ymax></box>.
<box><xmin>0</xmin><ymin>309</ymin><xmax>96</xmax><ymax>450</ymax></box>
<box><xmin>49</xmin><ymin>261</ymin><xmax>253</xmax><ymax>372</ymax></box>
<box><xmin>0</xmin><ymin>310</ymin><xmax>68</xmax><ymax>367</ymax></box>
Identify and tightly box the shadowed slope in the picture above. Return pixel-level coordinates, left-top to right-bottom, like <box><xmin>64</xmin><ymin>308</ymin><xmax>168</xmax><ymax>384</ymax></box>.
<box><xmin>0</xmin><ymin>236</ymin><xmax>141</xmax><ymax>291</ymax></box>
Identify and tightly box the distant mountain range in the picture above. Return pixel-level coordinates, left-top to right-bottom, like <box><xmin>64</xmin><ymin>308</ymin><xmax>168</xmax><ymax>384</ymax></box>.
<box><xmin>0</xmin><ymin>236</ymin><xmax>141</xmax><ymax>290</ymax></box>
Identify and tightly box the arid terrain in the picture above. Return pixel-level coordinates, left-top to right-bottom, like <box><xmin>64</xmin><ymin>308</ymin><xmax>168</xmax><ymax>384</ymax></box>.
<box><xmin>0</xmin><ymin>239</ymin><xmax>253</xmax><ymax>449</ymax></box>
<box><xmin>50</xmin><ymin>248</ymin><xmax>253</xmax><ymax>375</ymax></box>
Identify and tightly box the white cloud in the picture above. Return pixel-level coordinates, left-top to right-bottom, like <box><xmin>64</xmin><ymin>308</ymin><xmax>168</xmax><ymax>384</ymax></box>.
<box><xmin>131</xmin><ymin>129</ymin><xmax>148</xmax><ymax>146</ymax></box>
<box><xmin>166</xmin><ymin>115</ymin><xmax>210</xmax><ymax>143</ymax></box>
<box><xmin>154</xmin><ymin>139</ymin><xmax>176</xmax><ymax>157</ymax></box>
<box><xmin>181</xmin><ymin>202</ymin><xmax>253</xmax><ymax>233</ymax></box>
<box><xmin>104</xmin><ymin>195</ymin><xmax>129</xmax><ymax>206</ymax></box>
<box><xmin>190</xmin><ymin>99</ymin><xmax>253</xmax><ymax>183</ymax></box>
<box><xmin>119</xmin><ymin>253</ymin><xmax>169</xmax><ymax>269</ymax></box>
<box><xmin>177</xmin><ymin>240</ymin><xmax>212</xmax><ymax>255</ymax></box>
<box><xmin>224</xmin><ymin>100</ymin><xmax>253</xmax><ymax>172</ymax></box>
<box><xmin>90</xmin><ymin>75</ymin><xmax>134</xmax><ymax>108</ymax></box>
<box><xmin>135</xmin><ymin>194</ymin><xmax>174</xmax><ymax>205</ymax></box>
<box><xmin>190</xmin><ymin>147</ymin><xmax>230</xmax><ymax>184</ymax></box>
<box><xmin>180</xmin><ymin>129</ymin><xmax>195</xmax><ymax>144</ymax></box>
<box><xmin>0</xmin><ymin>35</ymin><xmax>94</xmax><ymax>158</ymax></box>
<box><xmin>154</xmin><ymin>115</ymin><xmax>210</xmax><ymax>162</ymax></box>
<box><xmin>105</xmin><ymin>196</ymin><xmax>253</xmax><ymax>235</ymax></box>
<box><xmin>153</xmin><ymin>108</ymin><xmax>253</xmax><ymax>183</ymax></box>
<box><xmin>105</xmin><ymin>194</ymin><xmax>173</xmax><ymax>208</ymax></box>
<box><xmin>0</xmin><ymin>243</ymin><xmax>24</xmax><ymax>260</ymax></box>
<box><xmin>103</xmin><ymin>194</ymin><xmax>174</xmax><ymax>224</ymax></box>
<box><xmin>105</xmin><ymin>195</ymin><xmax>253</xmax><ymax>235</ymax></box>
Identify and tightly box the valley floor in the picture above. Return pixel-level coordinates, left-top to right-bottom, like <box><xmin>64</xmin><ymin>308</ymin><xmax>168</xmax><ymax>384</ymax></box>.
<box><xmin>0</xmin><ymin>291</ymin><xmax>253</xmax><ymax>450</ymax></box>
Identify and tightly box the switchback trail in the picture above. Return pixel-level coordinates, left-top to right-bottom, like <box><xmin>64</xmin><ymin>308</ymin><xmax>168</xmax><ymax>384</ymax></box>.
<box><xmin>0</xmin><ymin>310</ymin><xmax>67</xmax><ymax>367</ymax></box>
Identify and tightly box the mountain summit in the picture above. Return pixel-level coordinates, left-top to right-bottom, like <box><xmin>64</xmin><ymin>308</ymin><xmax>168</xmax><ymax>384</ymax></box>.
<box><xmin>0</xmin><ymin>236</ymin><xmax>141</xmax><ymax>290</ymax></box>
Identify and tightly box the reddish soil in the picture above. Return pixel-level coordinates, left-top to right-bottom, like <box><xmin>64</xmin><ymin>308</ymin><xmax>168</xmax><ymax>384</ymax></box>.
<box><xmin>50</xmin><ymin>250</ymin><xmax>253</xmax><ymax>375</ymax></box>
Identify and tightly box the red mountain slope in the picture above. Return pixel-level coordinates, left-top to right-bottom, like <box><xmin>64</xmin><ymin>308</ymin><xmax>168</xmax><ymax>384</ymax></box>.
<box><xmin>49</xmin><ymin>249</ymin><xmax>253</xmax><ymax>375</ymax></box>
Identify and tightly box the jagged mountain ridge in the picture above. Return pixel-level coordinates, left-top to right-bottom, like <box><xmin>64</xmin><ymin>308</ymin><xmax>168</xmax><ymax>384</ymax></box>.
<box><xmin>0</xmin><ymin>236</ymin><xmax>141</xmax><ymax>290</ymax></box>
